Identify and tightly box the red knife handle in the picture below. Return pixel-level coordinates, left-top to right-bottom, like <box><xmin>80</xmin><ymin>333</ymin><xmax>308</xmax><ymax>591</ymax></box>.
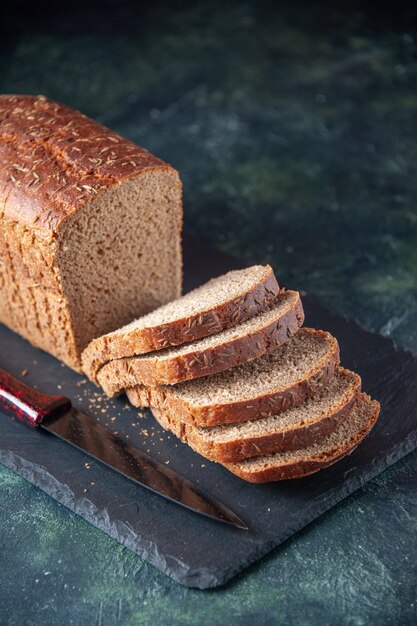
<box><xmin>0</xmin><ymin>367</ymin><xmax>71</xmax><ymax>427</ymax></box>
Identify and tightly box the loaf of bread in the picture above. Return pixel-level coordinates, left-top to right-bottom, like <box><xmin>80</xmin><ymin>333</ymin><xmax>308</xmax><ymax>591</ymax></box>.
<box><xmin>0</xmin><ymin>95</ymin><xmax>182</xmax><ymax>371</ymax></box>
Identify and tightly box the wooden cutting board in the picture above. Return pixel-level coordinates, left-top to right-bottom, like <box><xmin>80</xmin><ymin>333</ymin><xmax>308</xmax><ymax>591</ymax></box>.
<box><xmin>1</xmin><ymin>235</ymin><xmax>416</xmax><ymax>589</ymax></box>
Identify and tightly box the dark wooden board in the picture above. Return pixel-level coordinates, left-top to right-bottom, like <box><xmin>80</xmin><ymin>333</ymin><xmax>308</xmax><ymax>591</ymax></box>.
<box><xmin>1</xmin><ymin>236</ymin><xmax>416</xmax><ymax>588</ymax></box>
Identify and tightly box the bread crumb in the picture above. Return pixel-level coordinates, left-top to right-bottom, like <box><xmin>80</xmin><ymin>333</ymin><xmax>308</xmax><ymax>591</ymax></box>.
<box><xmin>21</xmin><ymin>369</ymin><xmax>29</xmax><ymax>377</ymax></box>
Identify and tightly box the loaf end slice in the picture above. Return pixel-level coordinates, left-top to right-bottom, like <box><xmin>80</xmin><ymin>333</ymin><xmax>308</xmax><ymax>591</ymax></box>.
<box><xmin>127</xmin><ymin>328</ymin><xmax>340</xmax><ymax>426</ymax></box>
<box><xmin>97</xmin><ymin>289</ymin><xmax>304</xmax><ymax>395</ymax></box>
<box><xmin>81</xmin><ymin>265</ymin><xmax>279</xmax><ymax>382</ymax></box>
<box><xmin>150</xmin><ymin>367</ymin><xmax>361</xmax><ymax>462</ymax></box>
<box><xmin>223</xmin><ymin>393</ymin><xmax>380</xmax><ymax>482</ymax></box>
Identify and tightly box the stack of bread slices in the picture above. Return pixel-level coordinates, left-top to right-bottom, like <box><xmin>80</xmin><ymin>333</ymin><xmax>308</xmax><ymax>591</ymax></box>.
<box><xmin>82</xmin><ymin>266</ymin><xmax>380</xmax><ymax>483</ymax></box>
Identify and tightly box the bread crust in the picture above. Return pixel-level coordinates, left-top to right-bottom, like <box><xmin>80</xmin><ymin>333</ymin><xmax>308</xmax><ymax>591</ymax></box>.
<box><xmin>97</xmin><ymin>290</ymin><xmax>304</xmax><ymax>395</ymax></box>
<box><xmin>0</xmin><ymin>95</ymin><xmax>173</xmax><ymax>237</ymax></box>
<box><xmin>82</xmin><ymin>265</ymin><xmax>280</xmax><ymax>382</ymax></box>
<box><xmin>149</xmin><ymin>368</ymin><xmax>362</xmax><ymax>461</ymax></box>
<box><xmin>223</xmin><ymin>395</ymin><xmax>380</xmax><ymax>482</ymax></box>
<box><xmin>127</xmin><ymin>329</ymin><xmax>340</xmax><ymax>426</ymax></box>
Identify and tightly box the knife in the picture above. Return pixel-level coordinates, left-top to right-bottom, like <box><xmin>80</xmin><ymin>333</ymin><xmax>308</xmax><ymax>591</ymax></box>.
<box><xmin>0</xmin><ymin>367</ymin><xmax>247</xmax><ymax>530</ymax></box>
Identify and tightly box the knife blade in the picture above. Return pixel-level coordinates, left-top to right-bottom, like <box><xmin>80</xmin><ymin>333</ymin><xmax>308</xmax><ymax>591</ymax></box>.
<box><xmin>0</xmin><ymin>367</ymin><xmax>247</xmax><ymax>530</ymax></box>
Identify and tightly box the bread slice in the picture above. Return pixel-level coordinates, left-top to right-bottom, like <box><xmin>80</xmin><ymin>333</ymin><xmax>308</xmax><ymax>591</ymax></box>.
<box><xmin>82</xmin><ymin>265</ymin><xmax>279</xmax><ymax>382</ymax></box>
<box><xmin>223</xmin><ymin>393</ymin><xmax>380</xmax><ymax>482</ymax></box>
<box><xmin>97</xmin><ymin>290</ymin><xmax>304</xmax><ymax>396</ymax></box>
<box><xmin>150</xmin><ymin>368</ymin><xmax>361</xmax><ymax>462</ymax></box>
<box><xmin>127</xmin><ymin>328</ymin><xmax>340</xmax><ymax>426</ymax></box>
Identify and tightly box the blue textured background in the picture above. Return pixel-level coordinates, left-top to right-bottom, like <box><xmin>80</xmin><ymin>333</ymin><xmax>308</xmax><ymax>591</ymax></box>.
<box><xmin>1</xmin><ymin>1</ymin><xmax>416</xmax><ymax>623</ymax></box>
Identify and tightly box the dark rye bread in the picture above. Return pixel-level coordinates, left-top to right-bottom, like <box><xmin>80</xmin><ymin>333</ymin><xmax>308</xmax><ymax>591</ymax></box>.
<box><xmin>150</xmin><ymin>368</ymin><xmax>361</xmax><ymax>462</ymax></box>
<box><xmin>0</xmin><ymin>95</ymin><xmax>182</xmax><ymax>371</ymax></box>
<box><xmin>127</xmin><ymin>328</ymin><xmax>340</xmax><ymax>426</ymax></box>
<box><xmin>97</xmin><ymin>290</ymin><xmax>304</xmax><ymax>396</ymax></box>
<box><xmin>223</xmin><ymin>393</ymin><xmax>380</xmax><ymax>482</ymax></box>
<box><xmin>82</xmin><ymin>265</ymin><xmax>279</xmax><ymax>383</ymax></box>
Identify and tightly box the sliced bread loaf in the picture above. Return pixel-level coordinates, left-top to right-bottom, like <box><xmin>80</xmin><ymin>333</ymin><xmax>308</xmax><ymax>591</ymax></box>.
<box><xmin>82</xmin><ymin>265</ymin><xmax>280</xmax><ymax>382</ymax></box>
<box><xmin>127</xmin><ymin>328</ymin><xmax>340</xmax><ymax>426</ymax></box>
<box><xmin>150</xmin><ymin>368</ymin><xmax>361</xmax><ymax>462</ymax></box>
<box><xmin>97</xmin><ymin>289</ymin><xmax>304</xmax><ymax>396</ymax></box>
<box><xmin>0</xmin><ymin>95</ymin><xmax>182</xmax><ymax>371</ymax></box>
<box><xmin>223</xmin><ymin>393</ymin><xmax>380</xmax><ymax>482</ymax></box>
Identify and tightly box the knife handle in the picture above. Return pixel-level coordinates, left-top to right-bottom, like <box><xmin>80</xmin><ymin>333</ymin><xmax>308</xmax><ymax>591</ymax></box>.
<box><xmin>0</xmin><ymin>367</ymin><xmax>71</xmax><ymax>427</ymax></box>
